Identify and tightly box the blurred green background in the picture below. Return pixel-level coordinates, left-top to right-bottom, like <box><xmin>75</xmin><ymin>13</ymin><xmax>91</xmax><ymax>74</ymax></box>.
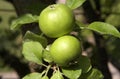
<box><xmin>0</xmin><ymin>0</ymin><xmax>18</xmax><ymax>71</ymax></box>
<box><xmin>0</xmin><ymin>0</ymin><xmax>120</xmax><ymax>79</ymax></box>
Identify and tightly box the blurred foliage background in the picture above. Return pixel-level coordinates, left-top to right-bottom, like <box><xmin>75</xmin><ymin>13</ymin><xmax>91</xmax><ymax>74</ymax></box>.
<box><xmin>0</xmin><ymin>0</ymin><xmax>120</xmax><ymax>79</ymax></box>
<box><xmin>0</xmin><ymin>0</ymin><xmax>19</xmax><ymax>71</ymax></box>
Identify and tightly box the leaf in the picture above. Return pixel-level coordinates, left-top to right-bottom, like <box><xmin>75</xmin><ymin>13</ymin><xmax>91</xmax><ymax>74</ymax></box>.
<box><xmin>43</xmin><ymin>50</ymin><xmax>53</xmax><ymax>63</ymax></box>
<box><xmin>22</xmin><ymin>41</ymin><xmax>43</xmax><ymax>65</ymax></box>
<box><xmin>62</xmin><ymin>55</ymin><xmax>91</xmax><ymax>79</ymax></box>
<box><xmin>10</xmin><ymin>14</ymin><xmax>39</xmax><ymax>30</ymax></box>
<box><xmin>62</xmin><ymin>64</ymin><xmax>82</xmax><ymax>79</ymax></box>
<box><xmin>87</xmin><ymin>22</ymin><xmax>120</xmax><ymax>38</ymax></box>
<box><xmin>65</xmin><ymin>0</ymin><xmax>86</xmax><ymax>9</ymax></box>
<box><xmin>75</xmin><ymin>20</ymin><xmax>87</xmax><ymax>29</ymax></box>
<box><xmin>24</xmin><ymin>31</ymin><xmax>48</xmax><ymax>48</ymax></box>
<box><xmin>22</xmin><ymin>72</ymin><xmax>42</xmax><ymax>79</ymax></box>
<box><xmin>50</xmin><ymin>71</ymin><xmax>64</xmax><ymax>79</ymax></box>
<box><xmin>77</xmin><ymin>55</ymin><xmax>92</xmax><ymax>73</ymax></box>
<box><xmin>79</xmin><ymin>68</ymin><xmax>104</xmax><ymax>79</ymax></box>
<box><xmin>76</xmin><ymin>20</ymin><xmax>87</xmax><ymax>27</ymax></box>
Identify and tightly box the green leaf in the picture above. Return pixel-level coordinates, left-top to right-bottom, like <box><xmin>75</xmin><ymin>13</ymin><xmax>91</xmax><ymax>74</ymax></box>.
<box><xmin>77</xmin><ymin>55</ymin><xmax>92</xmax><ymax>73</ymax></box>
<box><xmin>75</xmin><ymin>20</ymin><xmax>87</xmax><ymax>29</ymax></box>
<box><xmin>76</xmin><ymin>20</ymin><xmax>86</xmax><ymax>27</ymax></box>
<box><xmin>79</xmin><ymin>68</ymin><xmax>104</xmax><ymax>79</ymax></box>
<box><xmin>22</xmin><ymin>41</ymin><xmax>43</xmax><ymax>65</ymax></box>
<box><xmin>24</xmin><ymin>31</ymin><xmax>48</xmax><ymax>48</ymax></box>
<box><xmin>22</xmin><ymin>72</ymin><xmax>42</xmax><ymax>79</ymax></box>
<box><xmin>62</xmin><ymin>64</ymin><xmax>82</xmax><ymax>79</ymax></box>
<box><xmin>65</xmin><ymin>0</ymin><xmax>86</xmax><ymax>9</ymax></box>
<box><xmin>10</xmin><ymin>14</ymin><xmax>39</xmax><ymax>30</ymax></box>
<box><xmin>50</xmin><ymin>70</ymin><xmax>64</xmax><ymax>79</ymax></box>
<box><xmin>62</xmin><ymin>55</ymin><xmax>91</xmax><ymax>79</ymax></box>
<box><xmin>62</xmin><ymin>68</ymin><xmax>82</xmax><ymax>79</ymax></box>
<box><xmin>43</xmin><ymin>50</ymin><xmax>53</xmax><ymax>63</ymax></box>
<box><xmin>87</xmin><ymin>22</ymin><xmax>120</xmax><ymax>38</ymax></box>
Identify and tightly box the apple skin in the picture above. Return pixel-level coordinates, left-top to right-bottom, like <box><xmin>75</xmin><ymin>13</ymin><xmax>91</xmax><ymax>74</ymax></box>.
<box><xmin>50</xmin><ymin>35</ymin><xmax>82</xmax><ymax>66</ymax></box>
<box><xmin>39</xmin><ymin>4</ymin><xmax>75</xmax><ymax>38</ymax></box>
